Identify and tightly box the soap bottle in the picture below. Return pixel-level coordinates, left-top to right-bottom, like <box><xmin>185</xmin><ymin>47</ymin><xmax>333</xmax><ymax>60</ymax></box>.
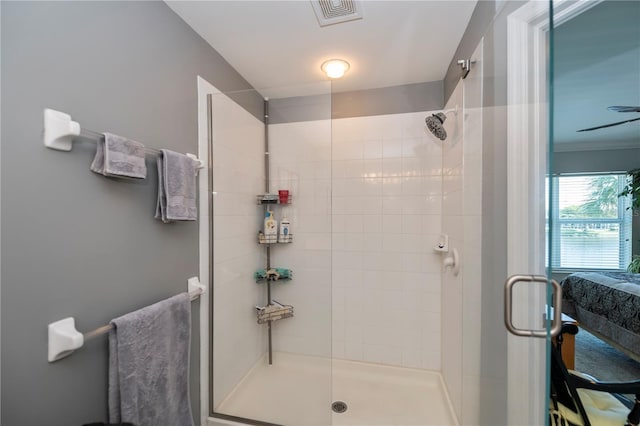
<box><xmin>264</xmin><ymin>211</ymin><xmax>277</xmax><ymax>242</ymax></box>
<box><xmin>279</xmin><ymin>216</ymin><xmax>291</xmax><ymax>243</ymax></box>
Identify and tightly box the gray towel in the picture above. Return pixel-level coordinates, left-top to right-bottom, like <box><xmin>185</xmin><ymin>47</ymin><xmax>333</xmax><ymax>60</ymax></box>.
<box><xmin>155</xmin><ymin>149</ymin><xmax>197</xmax><ymax>223</ymax></box>
<box><xmin>108</xmin><ymin>293</ymin><xmax>194</xmax><ymax>426</ymax></box>
<box><xmin>90</xmin><ymin>133</ymin><xmax>147</xmax><ymax>179</ymax></box>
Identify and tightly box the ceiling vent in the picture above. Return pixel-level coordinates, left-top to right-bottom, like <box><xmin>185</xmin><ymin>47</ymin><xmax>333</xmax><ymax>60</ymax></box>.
<box><xmin>310</xmin><ymin>0</ymin><xmax>363</xmax><ymax>27</ymax></box>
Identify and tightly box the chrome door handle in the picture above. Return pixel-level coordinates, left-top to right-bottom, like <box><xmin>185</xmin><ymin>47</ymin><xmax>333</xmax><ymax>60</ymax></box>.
<box><xmin>504</xmin><ymin>274</ymin><xmax>562</xmax><ymax>338</ymax></box>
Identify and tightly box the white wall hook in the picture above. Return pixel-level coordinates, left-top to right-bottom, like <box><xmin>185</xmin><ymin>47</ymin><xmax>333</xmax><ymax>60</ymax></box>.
<box><xmin>48</xmin><ymin>317</ymin><xmax>84</xmax><ymax>362</ymax></box>
<box><xmin>443</xmin><ymin>248</ymin><xmax>460</xmax><ymax>276</ymax></box>
<box><xmin>43</xmin><ymin>109</ymin><xmax>81</xmax><ymax>151</ymax></box>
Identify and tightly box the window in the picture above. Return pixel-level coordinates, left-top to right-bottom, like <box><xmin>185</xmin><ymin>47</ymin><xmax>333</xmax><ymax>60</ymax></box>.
<box><xmin>547</xmin><ymin>173</ymin><xmax>632</xmax><ymax>271</ymax></box>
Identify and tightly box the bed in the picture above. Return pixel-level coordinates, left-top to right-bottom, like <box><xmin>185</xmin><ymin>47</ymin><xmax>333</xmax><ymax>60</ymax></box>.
<box><xmin>560</xmin><ymin>271</ymin><xmax>640</xmax><ymax>363</ymax></box>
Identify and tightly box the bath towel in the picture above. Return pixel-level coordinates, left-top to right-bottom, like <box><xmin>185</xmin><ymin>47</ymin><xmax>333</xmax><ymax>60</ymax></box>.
<box><xmin>155</xmin><ymin>149</ymin><xmax>198</xmax><ymax>223</ymax></box>
<box><xmin>108</xmin><ymin>293</ymin><xmax>193</xmax><ymax>426</ymax></box>
<box><xmin>90</xmin><ymin>133</ymin><xmax>147</xmax><ymax>179</ymax></box>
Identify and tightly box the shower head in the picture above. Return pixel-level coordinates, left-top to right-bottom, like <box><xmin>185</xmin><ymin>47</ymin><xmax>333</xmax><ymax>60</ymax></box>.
<box><xmin>425</xmin><ymin>113</ymin><xmax>448</xmax><ymax>141</ymax></box>
<box><xmin>424</xmin><ymin>106</ymin><xmax>458</xmax><ymax>141</ymax></box>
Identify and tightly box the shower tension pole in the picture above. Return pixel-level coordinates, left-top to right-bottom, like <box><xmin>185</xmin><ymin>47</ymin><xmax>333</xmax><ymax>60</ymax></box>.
<box><xmin>264</xmin><ymin>98</ymin><xmax>273</xmax><ymax>365</ymax></box>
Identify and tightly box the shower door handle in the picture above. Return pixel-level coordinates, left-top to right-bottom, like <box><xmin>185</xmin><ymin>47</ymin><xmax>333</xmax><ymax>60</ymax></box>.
<box><xmin>504</xmin><ymin>275</ymin><xmax>562</xmax><ymax>338</ymax></box>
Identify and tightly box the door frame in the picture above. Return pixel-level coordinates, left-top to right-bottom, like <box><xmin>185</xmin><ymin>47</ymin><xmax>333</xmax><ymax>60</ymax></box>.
<box><xmin>506</xmin><ymin>1</ymin><xmax>602</xmax><ymax>424</ymax></box>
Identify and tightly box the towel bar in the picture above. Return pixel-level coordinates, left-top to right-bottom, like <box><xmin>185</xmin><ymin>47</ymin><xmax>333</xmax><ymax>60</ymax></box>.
<box><xmin>47</xmin><ymin>276</ymin><xmax>206</xmax><ymax>362</ymax></box>
<box><xmin>42</xmin><ymin>108</ymin><xmax>205</xmax><ymax>170</ymax></box>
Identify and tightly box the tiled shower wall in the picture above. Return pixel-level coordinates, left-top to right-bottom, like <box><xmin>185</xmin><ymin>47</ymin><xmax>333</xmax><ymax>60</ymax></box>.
<box><xmin>268</xmin><ymin>111</ymin><xmax>444</xmax><ymax>370</ymax></box>
<box><xmin>268</xmin><ymin>119</ymin><xmax>333</xmax><ymax>358</ymax></box>
<box><xmin>330</xmin><ymin>113</ymin><xmax>443</xmax><ymax>370</ymax></box>
<box><xmin>211</xmin><ymin>93</ymin><xmax>266</xmax><ymax>408</ymax></box>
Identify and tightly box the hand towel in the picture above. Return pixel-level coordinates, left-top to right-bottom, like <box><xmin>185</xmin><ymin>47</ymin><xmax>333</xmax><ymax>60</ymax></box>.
<box><xmin>90</xmin><ymin>133</ymin><xmax>147</xmax><ymax>179</ymax></box>
<box><xmin>108</xmin><ymin>293</ymin><xmax>193</xmax><ymax>426</ymax></box>
<box><xmin>155</xmin><ymin>149</ymin><xmax>198</xmax><ymax>223</ymax></box>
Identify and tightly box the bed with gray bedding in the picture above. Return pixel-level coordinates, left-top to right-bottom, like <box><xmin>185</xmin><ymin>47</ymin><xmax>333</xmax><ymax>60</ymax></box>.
<box><xmin>560</xmin><ymin>272</ymin><xmax>640</xmax><ymax>362</ymax></box>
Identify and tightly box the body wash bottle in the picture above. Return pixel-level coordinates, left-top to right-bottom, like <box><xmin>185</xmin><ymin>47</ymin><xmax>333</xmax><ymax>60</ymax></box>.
<box><xmin>279</xmin><ymin>216</ymin><xmax>291</xmax><ymax>243</ymax></box>
<box><xmin>264</xmin><ymin>211</ymin><xmax>277</xmax><ymax>243</ymax></box>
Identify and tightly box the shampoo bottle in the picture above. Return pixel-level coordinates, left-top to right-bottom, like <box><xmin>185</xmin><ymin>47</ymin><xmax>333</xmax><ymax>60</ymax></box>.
<box><xmin>264</xmin><ymin>211</ymin><xmax>277</xmax><ymax>242</ymax></box>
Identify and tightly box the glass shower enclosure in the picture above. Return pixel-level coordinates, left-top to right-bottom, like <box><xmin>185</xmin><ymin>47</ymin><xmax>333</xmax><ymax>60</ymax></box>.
<box><xmin>209</xmin><ymin>83</ymin><xmax>333</xmax><ymax>425</ymax></box>
<box><xmin>202</xmin><ymin>0</ymin><xmax>574</xmax><ymax>424</ymax></box>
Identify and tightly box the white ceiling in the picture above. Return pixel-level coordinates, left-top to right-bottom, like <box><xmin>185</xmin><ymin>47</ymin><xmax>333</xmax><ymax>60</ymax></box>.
<box><xmin>166</xmin><ymin>0</ymin><xmax>477</xmax><ymax>98</ymax></box>
<box><xmin>554</xmin><ymin>0</ymin><xmax>640</xmax><ymax>150</ymax></box>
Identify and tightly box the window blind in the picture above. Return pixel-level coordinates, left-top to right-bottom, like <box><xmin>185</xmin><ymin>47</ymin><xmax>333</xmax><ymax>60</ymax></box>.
<box><xmin>547</xmin><ymin>173</ymin><xmax>632</xmax><ymax>270</ymax></box>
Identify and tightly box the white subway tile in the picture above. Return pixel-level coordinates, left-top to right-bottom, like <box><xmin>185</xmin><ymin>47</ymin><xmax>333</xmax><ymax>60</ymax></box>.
<box><xmin>362</xmin><ymin>214</ymin><xmax>383</xmax><ymax>233</ymax></box>
<box><xmin>362</xmin><ymin>232</ymin><xmax>383</xmax><ymax>252</ymax></box>
<box><xmin>383</xmin><ymin>139</ymin><xmax>403</xmax><ymax>159</ymax></box>
<box><xmin>362</xmin><ymin>177</ymin><xmax>383</xmax><ymax>196</ymax></box>
<box><xmin>363</xmin><ymin>140</ymin><xmax>383</xmax><ymax>159</ymax></box>
<box><xmin>382</xmin><ymin>158</ymin><xmax>403</xmax><ymax>177</ymax></box>
<box><xmin>382</xmin><ymin>196</ymin><xmax>403</xmax><ymax>215</ymax></box>
<box><xmin>343</xmin><ymin>214</ymin><xmax>364</xmax><ymax>233</ymax></box>
<box><xmin>345</xmin><ymin>340</ymin><xmax>364</xmax><ymax>361</ymax></box>
<box><xmin>361</xmin><ymin>196</ymin><xmax>383</xmax><ymax>215</ymax></box>
<box><xmin>383</xmin><ymin>233</ymin><xmax>404</xmax><ymax>252</ymax></box>
<box><xmin>333</xmin><ymin>139</ymin><xmax>363</xmax><ymax>161</ymax></box>
<box><xmin>363</xmin><ymin>344</ymin><xmax>402</xmax><ymax>365</ymax></box>
<box><xmin>382</xmin><ymin>177</ymin><xmax>402</xmax><ymax>195</ymax></box>
<box><xmin>402</xmin><ymin>157</ymin><xmax>423</xmax><ymax>177</ymax></box>
<box><xmin>382</xmin><ymin>214</ymin><xmax>403</xmax><ymax>234</ymax></box>
<box><xmin>362</xmin><ymin>159</ymin><xmax>383</xmax><ymax>177</ymax></box>
<box><xmin>401</xmin><ymin>215</ymin><xmax>422</xmax><ymax>234</ymax></box>
<box><xmin>345</xmin><ymin>233</ymin><xmax>364</xmax><ymax>252</ymax></box>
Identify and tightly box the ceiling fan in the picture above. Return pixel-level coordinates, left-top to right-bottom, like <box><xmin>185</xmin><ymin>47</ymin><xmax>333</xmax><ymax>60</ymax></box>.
<box><xmin>577</xmin><ymin>106</ymin><xmax>640</xmax><ymax>132</ymax></box>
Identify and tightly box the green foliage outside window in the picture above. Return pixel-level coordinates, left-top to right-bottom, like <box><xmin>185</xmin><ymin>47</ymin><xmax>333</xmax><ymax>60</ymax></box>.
<box><xmin>619</xmin><ymin>168</ymin><xmax>640</xmax><ymax>215</ymax></box>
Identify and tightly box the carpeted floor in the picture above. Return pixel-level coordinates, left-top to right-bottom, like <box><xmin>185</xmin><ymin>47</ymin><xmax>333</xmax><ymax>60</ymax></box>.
<box><xmin>574</xmin><ymin>329</ymin><xmax>640</xmax><ymax>382</ymax></box>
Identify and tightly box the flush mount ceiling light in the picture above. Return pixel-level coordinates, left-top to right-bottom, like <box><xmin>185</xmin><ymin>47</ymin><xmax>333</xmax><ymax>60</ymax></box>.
<box><xmin>321</xmin><ymin>59</ymin><xmax>350</xmax><ymax>79</ymax></box>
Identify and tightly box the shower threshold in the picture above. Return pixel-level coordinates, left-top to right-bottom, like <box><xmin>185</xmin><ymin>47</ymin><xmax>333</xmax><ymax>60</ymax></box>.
<box><xmin>212</xmin><ymin>352</ymin><xmax>458</xmax><ymax>426</ymax></box>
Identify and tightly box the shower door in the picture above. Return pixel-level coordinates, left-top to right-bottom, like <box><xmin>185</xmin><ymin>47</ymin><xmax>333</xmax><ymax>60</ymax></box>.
<box><xmin>475</xmin><ymin>1</ymin><xmax>557</xmax><ymax>425</ymax></box>
<box><xmin>500</xmin><ymin>0</ymin><xmax>640</xmax><ymax>424</ymax></box>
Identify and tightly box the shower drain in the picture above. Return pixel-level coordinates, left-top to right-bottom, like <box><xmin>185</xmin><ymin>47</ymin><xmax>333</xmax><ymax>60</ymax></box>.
<box><xmin>332</xmin><ymin>401</ymin><xmax>348</xmax><ymax>413</ymax></box>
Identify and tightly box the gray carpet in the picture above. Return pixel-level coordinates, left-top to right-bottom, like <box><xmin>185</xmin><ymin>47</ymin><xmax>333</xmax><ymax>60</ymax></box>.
<box><xmin>574</xmin><ymin>329</ymin><xmax>640</xmax><ymax>382</ymax></box>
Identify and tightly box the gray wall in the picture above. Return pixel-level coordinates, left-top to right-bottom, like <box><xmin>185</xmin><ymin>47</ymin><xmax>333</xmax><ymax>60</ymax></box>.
<box><xmin>554</xmin><ymin>147</ymin><xmax>640</xmax><ymax>175</ymax></box>
<box><xmin>0</xmin><ymin>2</ymin><xmax>259</xmax><ymax>425</ymax></box>
<box><xmin>331</xmin><ymin>81</ymin><xmax>444</xmax><ymax>119</ymax></box>
<box><xmin>269</xmin><ymin>81</ymin><xmax>444</xmax><ymax>124</ymax></box>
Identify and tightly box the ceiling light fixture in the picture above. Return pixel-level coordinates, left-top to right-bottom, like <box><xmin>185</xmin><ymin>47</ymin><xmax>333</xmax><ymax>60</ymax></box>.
<box><xmin>321</xmin><ymin>59</ymin><xmax>350</xmax><ymax>79</ymax></box>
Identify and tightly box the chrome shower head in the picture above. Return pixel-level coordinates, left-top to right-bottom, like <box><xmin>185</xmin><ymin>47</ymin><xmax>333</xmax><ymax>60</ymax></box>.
<box><xmin>425</xmin><ymin>112</ymin><xmax>448</xmax><ymax>141</ymax></box>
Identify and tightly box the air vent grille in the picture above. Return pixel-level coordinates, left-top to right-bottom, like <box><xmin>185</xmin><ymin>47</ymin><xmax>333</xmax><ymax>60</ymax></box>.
<box><xmin>310</xmin><ymin>0</ymin><xmax>363</xmax><ymax>27</ymax></box>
